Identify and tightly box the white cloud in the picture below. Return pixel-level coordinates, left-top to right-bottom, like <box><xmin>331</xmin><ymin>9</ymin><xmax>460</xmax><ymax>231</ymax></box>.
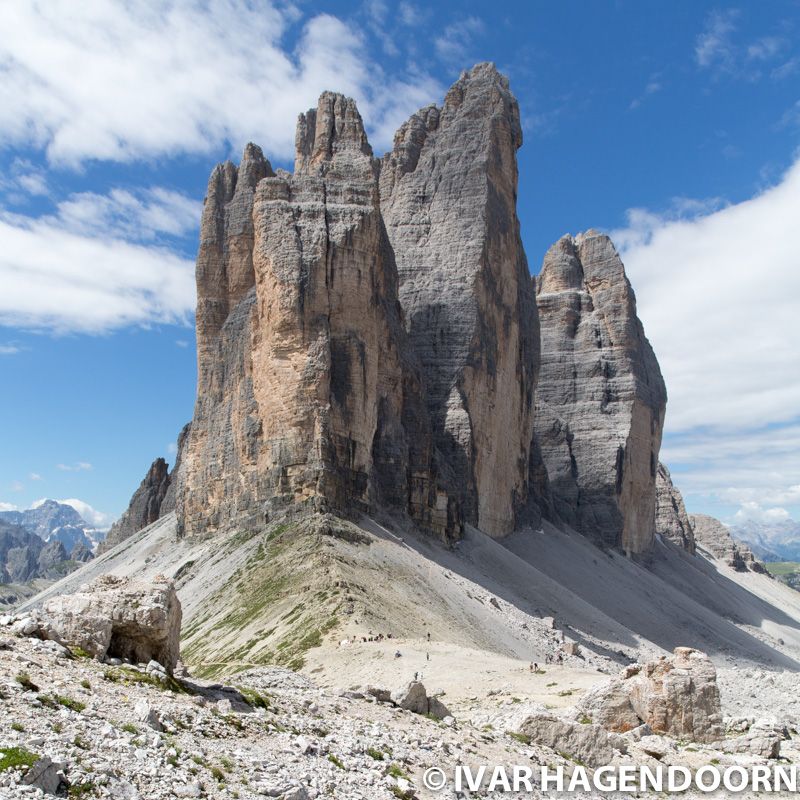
<box><xmin>398</xmin><ymin>2</ymin><xmax>426</xmax><ymax>27</ymax></box>
<box><xmin>629</xmin><ymin>74</ymin><xmax>664</xmax><ymax>110</ymax></box>
<box><xmin>29</xmin><ymin>472</ymin><xmax>42</xmax><ymax>481</ymax></box>
<box><xmin>10</xmin><ymin>481</ymin><xmax>24</xmax><ymax>492</ymax></box>
<box><xmin>55</xmin><ymin>187</ymin><xmax>202</xmax><ymax>242</ymax></box>
<box><xmin>733</xmin><ymin>502</ymin><xmax>790</xmax><ymax>524</ymax></box>
<box><xmin>0</xmin><ymin>502</ymin><xmax>19</xmax><ymax>512</ymax></box>
<box><xmin>615</xmin><ymin>158</ymin><xmax>800</xmax><ymax>516</ymax></box>
<box><xmin>56</xmin><ymin>462</ymin><xmax>93</xmax><ymax>472</ymax></box>
<box><xmin>434</xmin><ymin>17</ymin><xmax>484</xmax><ymax>66</ymax></box>
<box><xmin>0</xmin><ymin>158</ymin><xmax>50</xmax><ymax>201</ymax></box>
<box><xmin>57</xmin><ymin>498</ymin><xmax>114</xmax><ymax>528</ymax></box>
<box><xmin>0</xmin><ymin>343</ymin><xmax>21</xmax><ymax>355</ymax></box>
<box><xmin>615</xmin><ymin>157</ymin><xmax>800</xmax><ymax>433</ymax></box>
<box><xmin>0</xmin><ymin>207</ymin><xmax>195</xmax><ymax>333</ymax></box>
<box><xmin>779</xmin><ymin>100</ymin><xmax>800</xmax><ymax>131</ymax></box>
<box><xmin>0</xmin><ymin>0</ymin><xmax>443</xmax><ymax>165</ymax></box>
<box><xmin>772</xmin><ymin>56</ymin><xmax>800</xmax><ymax>80</ymax></box>
<box><xmin>695</xmin><ymin>9</ymin><xmax>738</xmax><ymax>69</ymax></box>
<box><xmin>747</xmin><ymin>36</ymin><xmax>784</xmax><ymax>61</ymax></box>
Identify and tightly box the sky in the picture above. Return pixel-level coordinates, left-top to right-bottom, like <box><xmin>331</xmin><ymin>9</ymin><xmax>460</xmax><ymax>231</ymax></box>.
<box><xmin>0</xmin><ymin>0</ymin><xmax>798</xmax><ymax>530</ymax></box>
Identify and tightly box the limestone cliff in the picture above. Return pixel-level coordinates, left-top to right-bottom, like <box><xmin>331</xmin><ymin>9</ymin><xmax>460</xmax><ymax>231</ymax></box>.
<box><xmin>380</xmin><ymin>63</ymin><xmax>540</xmax><ymax>537</ymax></box>
<box><xmin>101</xmin><ymin>458</ymin><xmax>170</xmax><ymax>553</ymax></box>
<box><xmin>691</xmin><ymin>514</ymin><xmax>768</xmax><ymax>573</ymax></box>
<box><xmin>534</xmin><ymin>231</ymin><xmax>667</xmax><ymax>554</ymax></box>
<box><xmin>655</xmin><ymin>462</ymin><xmax>695</xmax><ymax>553</ymax></box>
<box><xmin>178</xmin><ymin>95</ymin><xmax>460</xmax><ymax>540</ymax></box>
<box><xmin>101</xmin><ymin>424</ymin><xmax>189</xmax><ymax>552</ymax></box>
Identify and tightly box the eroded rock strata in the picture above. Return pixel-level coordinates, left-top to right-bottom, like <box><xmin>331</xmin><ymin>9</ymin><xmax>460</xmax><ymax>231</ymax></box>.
<box><xmin>534</xmin><ymin>231</ymin><xmax>667</xmax><ymax>554</ymax></box>
<box><xmin>179</xmin><ymin>94</ymin><xmax>461</xmax><ymax>541</ymax></box>
<box><xmin>691</xmin><ymin>514</ymin><xmax>768</xmax><ymax>573</ymax></box>
<box><xmin>112</xmin><ymin>63</ymin><xmax>678</xmax><ymax>556</ymax></box>
<box><xmin>655</xmin><ymin>462</ymin><xmax>696</xmax><ymax>553</ymax></box>
<box><xmin>380</xmin><ymin>63</ymin><xmax>540</xmax><ymax>536</ymax></box>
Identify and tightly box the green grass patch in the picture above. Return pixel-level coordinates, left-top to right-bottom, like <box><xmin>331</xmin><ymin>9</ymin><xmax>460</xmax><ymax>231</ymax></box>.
<box><xmin>52</xmin><ymin>695</ymin><xmax>86</xmax><ymax>712</ymax></box>
<box><xmin>386</xmin><ymin>764</ymin><xmax>409</xmax><ymax>780</ymax></box>
<box><xmin>366</xmin><ymin>747</ymin><xmax>385</xmax><ymax>761</ymax></box>
<box><xmin>327</xmin><ymin>754</ymin><xmax>345</xmax><ymax>770</ymax></box>
<box><xmin>102</xmin><ymin>666</ymin><xmax>190</xmax><ymax>694</ymax></box>
<box><xmin>508</xmin><ymin>732</ymin><xmax>532</xmax><ymax>744</ymax></box>
<box><xmin>15</xmin><ymin>672</ymin><xmax>39</xmax><ymax>692</ymax></box>
<box><xmin>766</xmin><ymin>562</ymin><xmax>800</xmax><ymax>577</ymax></box>
<box><xmin>0</xmin><ymin>747</ymin><xmax>39</xmax><ymax>773</ymax></box>
<box><xmin>237</xmin><ymin>686</ymin><xmax>271</xmax><ymax>710</ymax></box>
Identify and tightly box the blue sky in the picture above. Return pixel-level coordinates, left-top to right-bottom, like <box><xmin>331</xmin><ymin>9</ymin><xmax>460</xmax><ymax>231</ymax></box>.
<box><xmin>1</xmin><ymin>0</ymin><xmax>799</xmax><ymax>528</ymax></box>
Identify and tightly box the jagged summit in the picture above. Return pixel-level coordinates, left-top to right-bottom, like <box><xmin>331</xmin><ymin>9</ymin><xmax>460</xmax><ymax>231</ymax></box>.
<box><xmin>294</xmin><ymin>91</ymin><xmax>373</xmax><ymax>175</ymax></box>
<box><xmin>127</xmin><ymin>65</ymin><xmax>665</xmax><ymax>560</ymax></box>
<box><xmin>535</xmin><ymin>230</ymin><xmax>667</xmax><ymax>554</ymax></box>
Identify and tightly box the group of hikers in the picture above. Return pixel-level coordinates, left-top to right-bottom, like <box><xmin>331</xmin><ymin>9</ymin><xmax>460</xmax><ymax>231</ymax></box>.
<box><xmin>359</xmin><ymin>631</ymin><xmax>394</xmax><ymax>643</ymax></box>
<box><xmin>528</xmin><ymin>652</ymin><xmax>565</xmax><ymax>672</ymax></box>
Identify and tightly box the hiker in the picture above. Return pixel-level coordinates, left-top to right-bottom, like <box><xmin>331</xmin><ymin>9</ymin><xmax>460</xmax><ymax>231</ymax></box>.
<box><xmin>414</xmin><ymin>671</ymin><xmax>418</xmax><ymax>681</ymax></box>
<box><xmin>426</xmin><ymin>652</ymin><xmax>430</xmax><ymax>661</ymax></box>
<box><xmin>427</xmin><ymin>632</ymin><xmax>431</xmax><ymax>641</ymax></box>
<box><xmin>529</xmin><ymin>662</ymin><xmax>533</xmax><ymax>672</ymax></box>
<box><xmin>395</xmin><ymin>650</ymin><xmax>402</xmax><ymax>658</ymax></box>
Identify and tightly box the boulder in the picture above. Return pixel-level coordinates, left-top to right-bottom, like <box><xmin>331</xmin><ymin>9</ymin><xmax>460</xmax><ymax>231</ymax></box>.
<box><xmin>576</xmin><ymin>647</ymin><xmax>724</xmax><ymax>743</ymax></box>
<box><xmin>389</xmin><ymin>681</ymin><xmax>451</xmax><ymax>720</ymax></box>
<box><xmin>517</xmin><ymin>712</ymin><xmax>627</xmax><ymax>768</ymax></box>
<box><xmin>43</xmin><ymin>574</ymin><xmax>181</xmax><ymax>673</ymax></box>
<box><xmin>22</xmin><ymin>757</ymin><xmax>69</xmax><ymax>796</ymax></box>
<box><xmin>720</xmin><ymin>724</ymin><xmax>782</xmax><ymax>759</ymax></box>
<box><xmin>391</xmin><ymin>681</ymin><xmax>428</xmax><ymax>714</ymax></box>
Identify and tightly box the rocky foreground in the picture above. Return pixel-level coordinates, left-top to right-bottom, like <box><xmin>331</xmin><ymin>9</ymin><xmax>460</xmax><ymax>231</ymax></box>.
<box><xmin>2</xmin><ymin>580</ymin><xmax>799</xmax><ymax>800</ymax></box>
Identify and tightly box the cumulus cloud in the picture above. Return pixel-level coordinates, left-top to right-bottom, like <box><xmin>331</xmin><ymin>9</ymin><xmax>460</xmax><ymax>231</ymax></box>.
<box><xmin>0</xmin><ymin>343</ymin><xmax>21</xmax><ymax>355</ymax></box>
<box><xmin>733</xmin><ymin>502</ymin><xmax>790</xmax><ymax>524</ymax></box>
<box><xmin>56</xmin><ymin>462</ymin><xmax>94</xmax><ymax>472</ymax></box>
<box><xmin>0</xmin><ymin>502</ymin><xmax>19</xmax><ymax>512</ymax></box>
<box><xmin>0</xmin><ymin>204</ymin><xmax>195</xmax><ymax>333</ymax></box>
<box><xmin>615</xmin><ymin>157</ymin><xmax>800</xmax><ymax>433</ymax></box>
<box><xmin>615</xmin><ymin>158</ymin><xmax>800</xmax><ymax>517</ymax></box>
<box><xmin>57</xmin><ymin>498</ymin><xmax>114</xmax><ymax>528</ymax></box>
<box><xmin>0</xmin><ymin>0</ymin><xmax>442</xmax><ymax>165</ymax></box>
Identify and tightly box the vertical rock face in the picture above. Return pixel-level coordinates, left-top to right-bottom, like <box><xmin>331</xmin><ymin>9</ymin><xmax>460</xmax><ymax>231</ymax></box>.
<box><xmin>379</xmin><ymin>63</ymin><xmax>539</xmax><ymax>537</ymax></box>
<box><xmin>180</xmin><ymin>143</ymin><xmax>275</xmax><ymax>536</ymax></box>
<box><xmin>535</xmin><ymin>231</ymin><xmax>666</xmax><ymax>554</ymax></box>
<box><xmin>101</xmin><ymin>458</ymin><xmax>171</xmax><ymax>552</ymax></box>
<box><xmin>655</xmin><ymin>462</ymin><xmax>695</xmax><ymax>553</ymax></box>
<box><xmin>179</xmin><ymin>95</ymin><xmax>460</xmax><ymax>540</ymax></box>
<box><xmin>691</xmin><ymin>514</ymin><xmax>768</xmax><ymax>573</ymax></box>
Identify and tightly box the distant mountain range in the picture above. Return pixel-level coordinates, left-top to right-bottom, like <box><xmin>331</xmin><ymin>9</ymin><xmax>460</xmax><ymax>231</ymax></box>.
<box><xmin>732</xmin><ymin>518</ymin><xmax>800</xmax><ymax>563</ymax></box>
<box><xmin>0</xmin><ymin>499</ymin><xmax>107</xmax><ymax>555</ymax></box>
<box><xmin>0</xmin><ymin>500</ymin><xmax>107</xmax><ymax>599</ymax></box>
